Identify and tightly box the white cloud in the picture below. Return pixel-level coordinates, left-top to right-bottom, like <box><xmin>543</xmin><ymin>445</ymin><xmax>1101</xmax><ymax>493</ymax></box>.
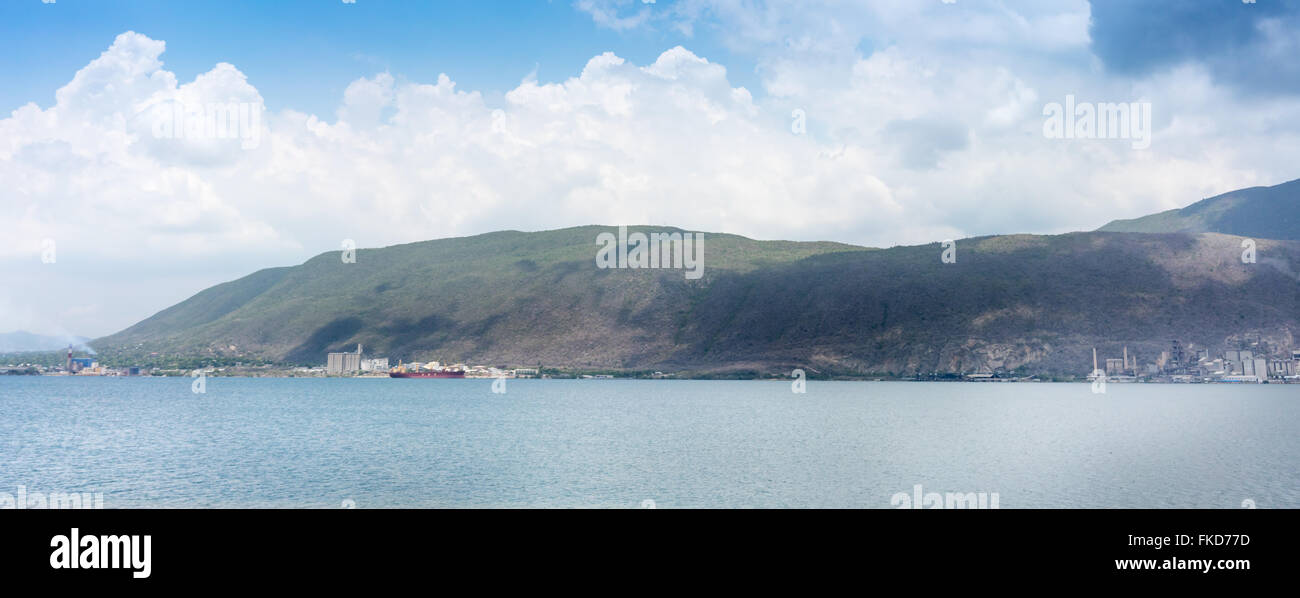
<box><xmin>2</xmin><ymin>33</ymin><xmax>905</xmax><ymax>262</ymax></box>
<box><xmin>3</xmin><ymin>10</ymin><xmax>1300</xmax><ymax>336</ymax></box>
<box><xmin>0</xmin><ymin>31</ymin><xmax>899</xmax><ymax>335</ymax></box>
<box><xmin>573</xmin><ymin>0</ymin><xmax>653</xmax><ymax>31</ymax></box>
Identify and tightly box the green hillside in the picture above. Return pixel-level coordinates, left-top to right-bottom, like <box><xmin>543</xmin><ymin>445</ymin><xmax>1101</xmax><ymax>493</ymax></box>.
<box><xmin>92</xmin><ymin>225</ymin><xmax>1300</xmax><ymax>376</ymax></box>
<box><xmin>1099</xmin><ymin>178</ymin><xmax>1300</xmax><ymax>240</ymax></box>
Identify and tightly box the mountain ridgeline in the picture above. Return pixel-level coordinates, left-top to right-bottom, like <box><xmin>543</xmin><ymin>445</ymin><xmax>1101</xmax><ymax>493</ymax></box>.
<box><xmin>95</xmin><ymin>221</ymin><xmax>1300</xmax><ymax>376</ymax></box>
<box><xmin>1099</xmin><ymin>178</ymin><xmax>1300</xmax><ymax>240</ymax></box>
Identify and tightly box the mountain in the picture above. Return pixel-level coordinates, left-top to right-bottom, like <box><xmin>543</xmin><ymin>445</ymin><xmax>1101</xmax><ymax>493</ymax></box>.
<box><xmin>0</xmin><ymin>331</ymin><xmax>90</xmax><ymax>353</ymax></box>
<box><xmin>93</xmin><ymin>225</ymin><xmax>1300</xmax><ymax>376</ymax></box>
<box><xmin>1099</xmin><ymin>178</ymin><xmax>1300</xmax><ymax>240</ymax></box>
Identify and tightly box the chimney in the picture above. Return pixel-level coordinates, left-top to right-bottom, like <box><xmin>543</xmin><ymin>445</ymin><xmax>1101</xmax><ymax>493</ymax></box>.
<box><xmin>1092</xmin><ymin>347</ymin><xmax>1098</xmax><ymax>373</ymax></box>
<box><xmin>66</xmin><ymin>345</ymin><xmax>72</xmax><ymax>373</ymax></box>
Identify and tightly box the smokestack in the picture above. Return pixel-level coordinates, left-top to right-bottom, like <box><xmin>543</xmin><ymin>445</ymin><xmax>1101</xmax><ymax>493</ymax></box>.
<box><xmin>1093</xmin><ymin>347</ymin><xmax>1098</xmax><ymax>373</ymax></box>
<box><xmin>66</xmin><ymin>345</ymin><xmax>72</xmax><ymax>373</ymax></box>
<box><xmin>1123</xmin><ymin>346</ymin><xmax>1129</xmax><ymax>372</ymax></box>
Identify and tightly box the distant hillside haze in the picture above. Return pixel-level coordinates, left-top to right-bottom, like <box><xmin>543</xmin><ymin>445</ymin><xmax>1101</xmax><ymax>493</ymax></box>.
<box><xmin>0</xmin><ymin>331</ymin><xmax>90</xmax><ymax>353</ymax></box>
<box><xmin>93</xmin><ymin>223</ymin><xmax>1300</xmax><ymax>376</ymax></box>
<box><xmin>1099</xmin><ymin>178</ymin><xmax>1300</xmax><ymax>240</ymax></box>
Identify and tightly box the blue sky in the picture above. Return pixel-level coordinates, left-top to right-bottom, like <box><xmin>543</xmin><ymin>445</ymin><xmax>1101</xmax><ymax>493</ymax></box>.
<box><xmin>3</xmin><ymin>0</ymin><xmax>1300</xmax><ymax>337</ymax></box>
<box><xmin>0</xmin><ymin>0</ymin><xmax>758</xmax><ymax>117</ymax></box>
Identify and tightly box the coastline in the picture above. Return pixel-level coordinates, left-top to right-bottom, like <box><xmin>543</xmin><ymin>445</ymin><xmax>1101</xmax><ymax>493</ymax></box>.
<box><xmin>12</xmin><ymin>371</ymin><xmax>1297</xmax><ymax>383</ymax></box>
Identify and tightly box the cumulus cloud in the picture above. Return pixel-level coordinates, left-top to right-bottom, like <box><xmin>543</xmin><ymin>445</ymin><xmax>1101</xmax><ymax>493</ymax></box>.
<box><xmin>2</xmin><ymin>31</ymin><xmax>903</xmax><ymax>268</ymax></box>
<box><xmin>5</xmin><ymin>4</ymin><xmax>1300</xmax><ymax>336</ymax></box>
<box><xmin>1</xmin><ymin>30</ymin><xmax>901</xmax><ymax>334</ymax></box>
<box><xmin>2</xmin><ymin>32</ymin><xmax>283</xmax><ymax>265</ymax></box>
<box><xmin>574</xmin><ymin>0</ymin><xmax>1300</xmax><ymax>236</ymax></box>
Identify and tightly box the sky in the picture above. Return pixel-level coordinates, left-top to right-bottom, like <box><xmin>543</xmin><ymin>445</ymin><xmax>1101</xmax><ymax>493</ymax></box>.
<box><xmin>2</xmin><ymin>0</ymin><xmax>1299</xmax><ymax>338</ymax></box>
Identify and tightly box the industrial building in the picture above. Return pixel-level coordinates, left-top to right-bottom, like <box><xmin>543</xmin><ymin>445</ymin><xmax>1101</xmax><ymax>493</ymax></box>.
<box><xmin>326</xmin><ymin>344</ymin><xmax>364</xmax><ymax>375</ymax></box>
<box><xmin>1090</xmin><ymin>342</ymin><xmax>1300</xmax><ymax>383</ymax></box>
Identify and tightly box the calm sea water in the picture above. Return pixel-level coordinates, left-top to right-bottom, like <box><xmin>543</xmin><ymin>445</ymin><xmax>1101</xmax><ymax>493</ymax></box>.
<box><xmin>0</xmin><ymin>377</ymin><xmax>1295</xmax><ymax>508</ymax></box>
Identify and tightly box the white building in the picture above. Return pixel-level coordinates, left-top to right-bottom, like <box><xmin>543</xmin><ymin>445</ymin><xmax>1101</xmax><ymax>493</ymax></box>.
<box><xmin>360</xmin><ymin>358</ymin><xmax>390</xmax><ymax>372</ymax></box>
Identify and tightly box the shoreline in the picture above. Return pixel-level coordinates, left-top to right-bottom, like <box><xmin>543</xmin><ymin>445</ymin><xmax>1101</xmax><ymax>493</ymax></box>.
<box><xmin>14</xmin><ymin>373</ymin><xmax>1298</xmax><ymax>384</ymax></box>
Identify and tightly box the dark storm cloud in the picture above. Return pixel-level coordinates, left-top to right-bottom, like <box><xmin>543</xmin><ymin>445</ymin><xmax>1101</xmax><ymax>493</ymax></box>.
<box><xmin>1089</xmin><ymin>0</ymin><xmax>1300</xmax><ymax>93</ymax></box>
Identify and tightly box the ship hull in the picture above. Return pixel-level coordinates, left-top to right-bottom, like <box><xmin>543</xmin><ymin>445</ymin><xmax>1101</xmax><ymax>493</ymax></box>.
<box><xmin>389</xmin><ymin>371</ymin><xmax>466</xmax><ymax>379</ymax></box>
